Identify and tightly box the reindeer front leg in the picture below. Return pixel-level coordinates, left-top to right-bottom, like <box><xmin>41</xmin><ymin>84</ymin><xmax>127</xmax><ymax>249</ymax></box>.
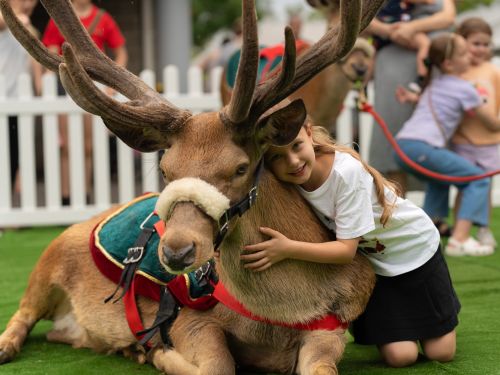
<box><xmin>151</xmin><ymin>308</ymin><xmax>235</xmax><ymax>375</ymax></box>
<box><xmin>296</xmin><ymin>330</ymin><xmax>346</xmax><ymax>375</ymax></box>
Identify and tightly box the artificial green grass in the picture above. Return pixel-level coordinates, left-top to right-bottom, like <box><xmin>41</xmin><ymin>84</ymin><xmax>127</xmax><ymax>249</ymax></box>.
<box><xmin>0</xmin><ymin>210</ymin><xmax>499</xmax><ymax>375</ymax></box>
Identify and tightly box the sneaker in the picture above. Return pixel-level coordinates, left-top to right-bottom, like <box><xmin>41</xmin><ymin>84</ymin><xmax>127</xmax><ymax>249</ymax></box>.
<box><xmin>407</xmin><ymin>82</ymin><xmax>422</xmax><ymax>94</ymax></box>
<box><xmin>444</xmin><ymin>237</ymin><xmax>494</xmax><ymax>257</ymax></box>
<box><xmin>477</xmin><ymin>227</ymin><xmax>497</xmax><ymax>248</ymax></box>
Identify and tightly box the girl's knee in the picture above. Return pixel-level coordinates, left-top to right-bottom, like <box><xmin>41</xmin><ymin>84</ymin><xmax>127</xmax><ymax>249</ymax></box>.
<box><xmin>426</xmin><ymin>349</ymin><xmax>455</xmax><ymax>363</ymax></box>
<box><xmin>422</xmin><ymin>331</ymin><xmax>456</xmax><ymax>363</ymax></box>
<box><xmin>379</xmin><ymin>341</ymin><xmax>419</xmax><ymax>368</ymax></box>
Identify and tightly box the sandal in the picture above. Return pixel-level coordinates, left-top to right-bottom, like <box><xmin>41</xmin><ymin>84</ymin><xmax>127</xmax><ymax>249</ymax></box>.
<box><xmin>433</xmin><ymin>219</ymin><xmax>453</xmax><ymax>238</ymax></box>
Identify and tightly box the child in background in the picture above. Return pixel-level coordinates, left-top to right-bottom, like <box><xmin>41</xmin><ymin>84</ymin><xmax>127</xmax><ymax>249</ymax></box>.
<box><xmin>42</xmin><ymin>0</ymin><xmax>128</xmax><ymax>205</ymax></box>
<box><xmin>0</xmin><ymin>0</ymin><xmax>42</xmax><ymax>196</ymax></box>
<box><xmin>395</xmin><ymin>33</ymin><xmax>500</xmax><ymax>256</ymax></box>
<box><xmin>451</xmin><ymin>18</ymin><xmax>500</xmax><ymax>250</ymax></box>
<box><xmin>242</xmin><ymin>122</ymin><xmax>459</xmax><ymax>367</ymax></box>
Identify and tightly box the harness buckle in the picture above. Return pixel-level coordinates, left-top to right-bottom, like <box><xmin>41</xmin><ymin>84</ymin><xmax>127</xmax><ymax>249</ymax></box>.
<box><xmin>139</xmin><ymin>211</ymin><xmax>156</xmax><ymax>230</ymax></box>
<box><xmin>248</xmin><ymin>186</ymin><xmax>258</xmax><ymax>207</ymax></box>
<box><xmin>194</xmin><ymin>261</ymin><xmax>212</xmax><ymax>283</ymax></box>
<box><xmin>219</xmin><ymin>211</ymin><xmax>229</xmax><ymax>232</ymax></box>
<box><xmin>124</xmin><ymin>246</ymin><xmax>145</xmax><ymax>264</ymax></box>
<box><xmin>220</xmin><ymin>220</ymin><xmax>229</xmax><ymax>235</ymax></box>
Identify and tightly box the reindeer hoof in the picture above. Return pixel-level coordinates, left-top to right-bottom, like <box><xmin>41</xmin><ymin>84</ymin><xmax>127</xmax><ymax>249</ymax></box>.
<box><xmin>0</xmin><ymin>350</ymin><xmax>13</xmax><ymax>365</ymax></box>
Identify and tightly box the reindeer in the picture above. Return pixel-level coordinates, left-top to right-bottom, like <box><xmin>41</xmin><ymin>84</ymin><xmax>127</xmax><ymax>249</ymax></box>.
<box><xmin>220</xmin><ymin>2</ymin><xmax>375</xmax><ymax>135</ymax></box>
<box><xmin>0</xmin><ymin>0</ymin><xmax>384</xmax><ymax>374</ymax></box>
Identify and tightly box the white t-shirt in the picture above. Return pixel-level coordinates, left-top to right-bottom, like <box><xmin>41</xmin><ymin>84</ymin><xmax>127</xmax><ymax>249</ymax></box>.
<box><xmin>297</xmin><ymin>151</ymin><xmax>440</xmax><ymax>276</ymax></box>
<box><xmin>0</xmin><ymin>29</ymin><xmax>31</xmax><ymax>97</ymax></box>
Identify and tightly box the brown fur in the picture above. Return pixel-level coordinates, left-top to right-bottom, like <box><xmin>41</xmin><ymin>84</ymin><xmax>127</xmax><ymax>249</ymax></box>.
<box><xmin>0</xmin><ymin>117</ymin><xmax>375</xmax><ymax>374</ymax></box>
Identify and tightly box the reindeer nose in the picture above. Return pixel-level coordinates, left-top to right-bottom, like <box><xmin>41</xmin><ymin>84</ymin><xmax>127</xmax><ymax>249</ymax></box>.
<box><xmin>352</xmin><ymin>64</ymin><xmax>368</xmax><ymax>77</ymax></box>
<box><xmin>162</xmin><ymin>243</ymin><xmax>196</xmax><ymax>271</ymax></box>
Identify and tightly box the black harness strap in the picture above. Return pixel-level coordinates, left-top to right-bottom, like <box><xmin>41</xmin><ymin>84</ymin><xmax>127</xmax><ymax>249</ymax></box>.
<box><xmin>104</xmin><ymin>227</ymin><xmax>155</xmax><ymax>304</ymax></box>
<box><xmin>214</xmin><ymin>159</ymin><xmax>265</xmax><ymax>250</ymax></box>
<box><xmin>137</xmin><ymin>286</ymin><xmax>180</xmax><ymax>348</ymax></box>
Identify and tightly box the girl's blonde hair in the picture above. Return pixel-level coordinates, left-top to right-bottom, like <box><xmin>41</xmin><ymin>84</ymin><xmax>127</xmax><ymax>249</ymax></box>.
<box><xmin>311</xmin><ymin>125</ymin><xmax>400</xmax><ymax>226</ymax></box>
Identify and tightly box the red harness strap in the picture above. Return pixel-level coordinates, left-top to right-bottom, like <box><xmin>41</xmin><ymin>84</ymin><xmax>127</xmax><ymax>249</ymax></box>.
<box><xmin>122</xmin><ymin>217</ymin><xmax>166</xmax><ymax>346</ymax></box>
<box><xmin>123</xmin><ymin>278</ymin><xmax>150</xmax><ymax>344</ymax></box>
<box><xmin>213</xmin><ymin>282</ymin><xmax>348</xmax><ymax>331</ymax></box>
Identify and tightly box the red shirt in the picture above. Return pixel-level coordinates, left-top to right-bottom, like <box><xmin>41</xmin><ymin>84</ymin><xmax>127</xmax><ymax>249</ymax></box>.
<box><xmin>42</xmin><ymin>5</ymin><xmax>125</xmax><ymax>54</ymax></box>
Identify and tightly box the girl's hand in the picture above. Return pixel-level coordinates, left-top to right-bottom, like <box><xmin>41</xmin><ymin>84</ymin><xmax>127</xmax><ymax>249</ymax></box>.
<box><xmin>241</xmin><ymin>227</ymin><xmax>292</xmax><ymax>272</ymax></box>
<box><xmin>395</xmin><ymin>85</ymin><xmax>420</xmax><ymax>104</ymax></box>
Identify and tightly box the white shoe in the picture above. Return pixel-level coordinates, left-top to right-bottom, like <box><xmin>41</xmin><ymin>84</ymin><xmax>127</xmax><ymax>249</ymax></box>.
<box><xmin>445</xmin><ymin>237</ymin><xmax>494</xmax><ymax>257</ymax></box>
<box><xmin>477</xmin><ymin>227</ymin><xmax>497</xmax><ymax>248</ymax></box>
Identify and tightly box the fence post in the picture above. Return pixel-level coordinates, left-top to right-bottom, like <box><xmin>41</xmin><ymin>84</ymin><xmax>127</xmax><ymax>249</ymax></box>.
<box><xmin>188</xmin><ymin>66</ymin><xmax>203</xmax><ymax>98</ymax></box>
<box><xmin>0</xmin><ymin>75</ymin><xmax>10</xmax><ymax>212</ymax></box>
<box><xmin>17</xmin><ymin>73</ymin><xmax>36</xmax><ymax>210</ymax></box>
<box><xmin>42</xmin><ymin>73</ymin><xmax>62</xmax><ymax>209</ymax></box>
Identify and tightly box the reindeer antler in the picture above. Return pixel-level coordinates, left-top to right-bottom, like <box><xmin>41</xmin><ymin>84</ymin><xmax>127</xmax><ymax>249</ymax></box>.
<box><xmin>225</xmin><ymin>0</ymin><xmax>259</xmax><ymax>124</ymax></box>
<box><xmin>0</xmin><ymin>0</ymin><xmax>191</xmax><ymax>137</ymax></box>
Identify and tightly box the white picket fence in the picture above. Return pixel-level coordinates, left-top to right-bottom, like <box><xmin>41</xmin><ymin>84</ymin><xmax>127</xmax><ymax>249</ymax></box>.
<box><xmin>0</xmin><ymin>66</ymin><xmax>499</xmax><ymax>228</ymax></box>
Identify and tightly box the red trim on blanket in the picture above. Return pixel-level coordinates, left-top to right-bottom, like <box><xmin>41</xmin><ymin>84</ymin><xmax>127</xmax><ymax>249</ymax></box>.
<box><xmin>90</xmin><ymin>223</ymin><xmax>162</xmax><ymax>301</ymax></box>
<box><xmin>213</xmin><ymin>282</ymin><xmax>349</xmax><ymax>331</ymax></box>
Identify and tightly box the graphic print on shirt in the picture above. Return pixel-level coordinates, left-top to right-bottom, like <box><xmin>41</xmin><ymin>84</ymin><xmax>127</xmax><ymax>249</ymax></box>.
<box><xmin>359</xmin><ymin>238</ymin><xmax>386</xmax><ymax>254</ymax></box>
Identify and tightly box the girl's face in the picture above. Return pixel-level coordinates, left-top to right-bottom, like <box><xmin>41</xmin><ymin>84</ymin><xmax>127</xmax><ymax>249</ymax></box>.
<box><xmin>465</xmin><ymin>32</ymin><xmax>492</xmax><ymax>65</ymax></box>
<box><xmin>445</xmin><ymin>35</ymin><xmax>471</xmax><ymax>75</ymax></box>
<box><xmin>265</xmin><ymin>125</ymin><xmax>316</xmax><ymax>186</ymax></box>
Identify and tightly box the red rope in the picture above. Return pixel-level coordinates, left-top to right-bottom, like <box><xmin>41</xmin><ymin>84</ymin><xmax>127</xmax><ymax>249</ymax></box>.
<box><xmin>360</xmin><ymin>102</ymin><xmax>500</xmax><ymax>183</ymax></box>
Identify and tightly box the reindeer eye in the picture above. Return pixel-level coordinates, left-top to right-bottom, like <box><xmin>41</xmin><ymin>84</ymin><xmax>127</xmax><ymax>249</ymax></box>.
<box><xmin>159</xmin><ymin>168</ymin><xmax>168</xmax><ymax>182</ymax></box>
<box><xmin>235</xmin><ymin>164</ymin><xmax>249</xmax><ymax>177</ymax></box>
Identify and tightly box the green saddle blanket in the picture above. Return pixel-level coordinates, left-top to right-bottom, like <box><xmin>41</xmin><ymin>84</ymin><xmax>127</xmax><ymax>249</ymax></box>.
<box><xmin>91</xmin><ymin>193</ymin><xmax>215</xmax><ymax>303</ymax></box>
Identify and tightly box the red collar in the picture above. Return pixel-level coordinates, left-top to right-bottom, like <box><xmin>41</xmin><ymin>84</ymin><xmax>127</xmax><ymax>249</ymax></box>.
<box><xmin>213</xmin><ymin>282</ymin><xmax>348</xmax><ymax>331</ymax></box>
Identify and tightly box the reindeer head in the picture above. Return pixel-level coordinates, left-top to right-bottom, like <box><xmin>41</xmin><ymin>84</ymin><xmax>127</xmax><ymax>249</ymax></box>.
<box><xmin>1</xmin><ymin>0</ymin><xmax>384</xmax><ymax>273</ymax></box>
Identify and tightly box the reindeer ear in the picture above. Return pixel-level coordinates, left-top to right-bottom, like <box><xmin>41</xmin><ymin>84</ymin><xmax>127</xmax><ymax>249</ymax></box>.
<box><xmin>256</xmin><ymin>99</ymin><xmax>307</xmax><ymax>146</ymax></box>
<box><xmin>103</xmin><ymin>119</ymin><xmax>171</xmax><ymax>152</ymax></box>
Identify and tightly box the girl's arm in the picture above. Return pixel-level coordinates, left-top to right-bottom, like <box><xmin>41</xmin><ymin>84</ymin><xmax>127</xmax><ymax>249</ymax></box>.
<box><xmin>470</xmin><ymin>105</ymin><xmax>500</xmax><ymax>131</ymax></box>
<box><xmin>396</xmin><ymin>85</ymin><xmax>420</xmax><ymax>104</ymax></box>
<box><xmin>241</xmin><ymin>227</ymin><xmax>359</xmax><ymax>272</ymax></box>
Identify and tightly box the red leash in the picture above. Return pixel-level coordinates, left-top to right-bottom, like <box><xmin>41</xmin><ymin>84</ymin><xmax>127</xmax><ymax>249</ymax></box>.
<box><xmin>359</xmin><ymin>101</ymin><xmax>500</xmax><ymax>183</ymax></box>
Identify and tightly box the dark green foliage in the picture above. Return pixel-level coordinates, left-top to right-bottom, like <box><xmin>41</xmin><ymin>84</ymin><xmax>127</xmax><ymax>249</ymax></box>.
<box><xmin>456</xmin><ymin>0</ymin><xmax>494</xmax><ymax>13</ymax></box>
<box><xmin>192</xmin><ymin>0</ymin><xmax>268</xmax><ymax>48</ymax></box>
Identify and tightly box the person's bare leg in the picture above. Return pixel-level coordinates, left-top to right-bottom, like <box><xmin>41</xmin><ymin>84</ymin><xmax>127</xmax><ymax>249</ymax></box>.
<box><xmin>83</xmin><ymin>113</ymin><xmax>93</xmax><ymax>202</ymax></box>
<box><xmin>378</xmin><ymin>341</ymin><xmax>419</xmax><ymax>368</ymax></box>
<box><xmin>413</xmin><ymin>33</ymin><xmax>430</xmax><ymax>79</ymax></box>
<box><xmin>421</xmin><ymin>330</ymin><xmax>456</xmax><ymax>363</ymax></box>
<box><xmin>59</xmin><ymin>115</ymin><xmax>70</xmax><ymax>204</ymax></box>
<box><xmin>451</xmin><ymin>219</ymin><xmax>472</xmax><ymax>242</ymax></box>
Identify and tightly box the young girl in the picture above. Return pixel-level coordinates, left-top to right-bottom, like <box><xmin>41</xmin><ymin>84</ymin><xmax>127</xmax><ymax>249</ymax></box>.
<box><xmin>242</xmin><ymin>123</ymin><xmax>460</xmax><ymax>367</ymax></box>
<box><xmin>451</xmin><ymin>18</ymin><xmax>500</xmax><ymax>249</ymax></box>
<box><xmin>395</xmin><ymin>33</ymin><xmax>500</xmax><ymax>256</ymax></box>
